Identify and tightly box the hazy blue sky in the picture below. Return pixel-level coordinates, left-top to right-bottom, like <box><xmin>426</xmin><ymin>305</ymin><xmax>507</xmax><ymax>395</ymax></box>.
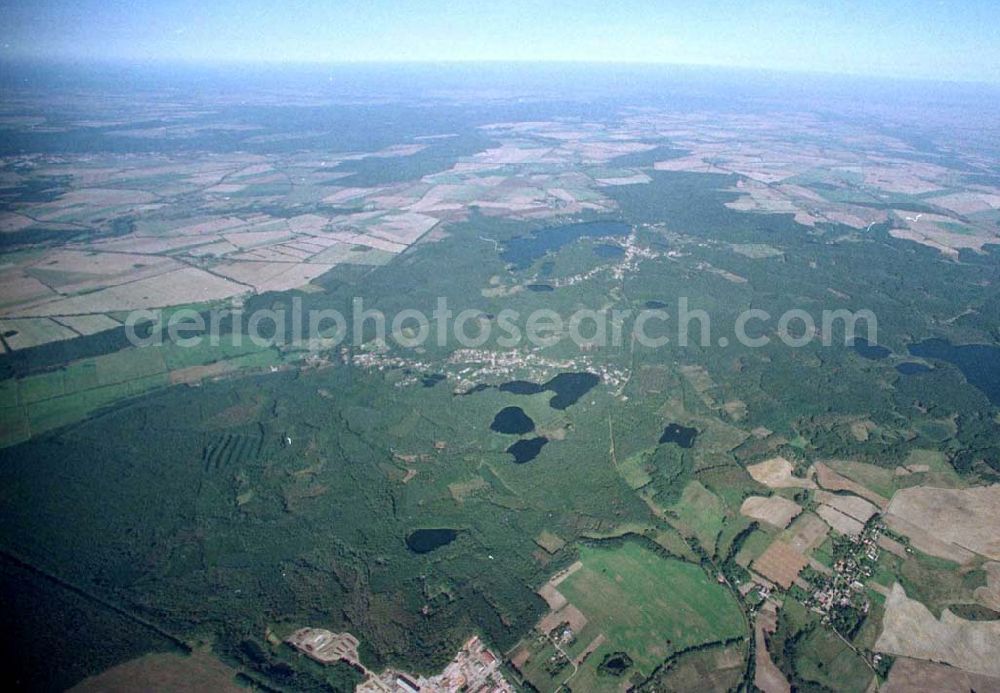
<box><xmin>2</xmin><ymin>0</ymin><xmax>998</xmax><ymax>82</ymax></box>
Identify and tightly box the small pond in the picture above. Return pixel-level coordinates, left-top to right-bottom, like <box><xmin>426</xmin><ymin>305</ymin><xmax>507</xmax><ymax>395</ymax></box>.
<box><xmin>406</xmin><ymin>528</ymin><xmax>459</xmax><ymax>554</ymax></box>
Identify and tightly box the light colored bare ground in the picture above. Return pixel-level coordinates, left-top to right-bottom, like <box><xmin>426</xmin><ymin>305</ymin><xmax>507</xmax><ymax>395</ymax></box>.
<box><xmin>537</xmin><ymin>584</ymin><xmax>567</xmax><ymax>611</ymax></box>
<box><xmin>0</xmin><ymin>317</ymin><xmax>78</xmax><ymax>350</ymax></box>
<box><xmin>878</xmin><ymin>535</ymin><xmax>908</xmax><ymax>559</ymax></box>
<box><xmin>170</xmin><ymin>216</ymin><xmax>249</xmax><ymax>236</ymax></box>
<box><xmin>210</xmin><ymin>261</ymin><xmax>335</xmax><ymax>293</ymax></box>
<box><xmin>595</xmin><ymin>172</ymin><xmax>651</xmax><ymax>186</ymax></box>
<box><xmin>169</xmin><ymin>359</ymin><xmax>242</xmax><ymax>385</ymax></box>
<box><xmin>7</xmin><ymin>266</ymin><xmax>247</xmax><ymax>316</ymax></box>
<box><xmin>974</xmin><ymin>562</ymin><xmax>1000</xmax><ymax>612</ymax></box>
<box><xmin>740</xmin><ymin>495</ymin><xmax>803</xmax><ymax>528</ymax></box>
<box><xmin>783</xmin><ymin>511</ymin><xmax>830</xmax><ymax>553</ymax></box>
<box><xmin>0</xmin><ymin>268</ymin><xmax>57</xmax><ymax>310</ymax></box>
<box><xmin>814</xmin><ymin>490</ymin><xmax>879</xmax><ymax>523</ymax></box>
<box><xmin>723</xmin><ymin>399</ymin><xmax>748</xmax><ymax>421</ymax></box>
<box><xmin>549</xmin><ymin>560</ymin><xmax>583</xmax><ymax>587</ymax></box>
<box><xmin>0</xmin><ymin>211</ymin><xmax>36</xmax><ymax>232</ymax></box>
<box><xmin>222</xmin><ymin>229</ymin><xmax>295</xmax><ymax>249</ymax></box>
<box><xmin>876</xmin><ymin>583</ymin><xmax>1000</xmax><ymax>678</ymax></box>
<box><xmin>26</xmin><ymin>249</ymin><xmax>178</xmax><ymax>292</ymax></box>
<box><xmin>69</xmin><ymin>651</ymin><xmax>243</xmax><ymax>693</ymax></box>
<box><xmin>814</xmin><ymin>462</ymin><xmax>889</xmax><ymax>510</ymax></box>
<box><xmin>510</xmin><ymin>647</ymin><xmax>531</xmax><ymax>671</ymax></box>
<box><xmin>755</xmin><ymin>601</ymin><xmax>791</xmax><ymax>693</ymax></box>
<box><xmin>752</xmin><ymin>540</ymin><xmax>809</xmax><ymax>589</ymax></box>
<box><xmin>817</xmin><ymin>504</ymin><xmax>865</xmax><ymax>537</ymax></box>
<box><xmin>883</xmin><ymin>656</ymin><xmax>1000</xmax><ymax>693</ymax></box>
<box><xmin>884</xmin><ymin>513</ymin><xmax>975</xmax><ymax>564</ymax></box>
<box><xmin>538</xmin><ymin>603</ymin><xmax>588</xmax><ymax>635</ymax></box>
<box><xmin>747</xmin><ymin>457</ymin><xmax>816</xmax><ymax>489</ymax></box>
<box><xmin>88</xmin><ymin>233</ymin><xmax>224</xmax><ymax>254</ymax></box>
<box><xmin>53</xmin><ymin>313</ymin><xmax>120</xmax><ymax>336</ymax></box>
<box><xmin>926</xmin><ymin>191</ymin><xmax>1000</xmax><ymax>215</ymax></box>
<box><xmin>887</xmin><ymin>485</ymin><xmax>1000</xmax><ymax>560</ymax></box>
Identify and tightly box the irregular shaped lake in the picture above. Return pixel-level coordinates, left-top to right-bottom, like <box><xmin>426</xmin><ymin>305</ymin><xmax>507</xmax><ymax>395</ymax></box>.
<box><xmin>659</xmin><ymin>423</ymin><xmax>698</xmax><ymax>448</ymax></box>
<box><xmin>851</xmin><ymin>337</ymin><xmax>890</xmax><ymax>360</ymax></box>
<box><xmin>490</xmin><ymin>406</ymin><xmax>535</xmax><ymax>435</ymax></box>
<box><xmin>405</xmin><ymin>528</ymin><xmax>459</xmax><ymax>554</ymax></box>
<box><xmin>909</xmin><ymin>338</ymin><xmax>1000</xmax><ymax>405</ymax></box>
<box><xmin>501</xmin><ymin>220</ymin><xmax>631</xmax><ymax>270</ymax></box>
<box><xmin>499</xmin><ymin>372</ymin><xmax>600</xmax><ymax>410</ymax></box>
<box><xmin>507</xmin><ymin>437</ymin><xmax>548</xmax><ymax>463</ymax></box>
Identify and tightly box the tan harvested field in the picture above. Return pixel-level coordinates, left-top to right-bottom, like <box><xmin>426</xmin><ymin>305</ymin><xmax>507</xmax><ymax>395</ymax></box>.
<box><xmin>537</xmin><ymin>584</ymin><xmax>567</xmax><ymax>612</ymax></box>
<box><xmin>755</xmin><ymin>601</ymin><xmax>791</xmax><ymax>693</ymax></box>
<box><xmin>212</xmin><ymin>260</ymin><xmax>336</xmax><ymax>292</ymax></box>
<box><xmin>878</xmin><ymin>535</ymin><xmax>908</xmax><ymax>559</ymax></box>
<box><xmin>223</xmin><ymin>229</ymin><xmax>296</xmax><ymax>249</ymax></box>
<box><xmin>886</xmin><ymin>485</ymin><xmax>1000</xmax><ymax>560</ymax></box>
<box><xmin>594</xmin><ymin>172</ymin><xmax>651</xmax><ymax>186</ymax></box>
<box><xmin>876</xmin><ymin>583</ymin><xmax>1000</xmax><ymax>678</ymax></box>
<box><xmin>752</xmin><ymin>540</ymin><xmax>809</xmax><ymax>589</ymax></box>
<box><xmin>816</xmin><ymin>504</ymin><xmax>865</xmax><ymax>537</ymax></box>
<box><xmin>926</xmin><ymin>191</ymin><xmax>1000</xmax><ymax>215</ymax></box>
<box><xmin>884</xmin><ymin>513</ymin><xmax>975</xmax><ymax>564</ymax></box>
<box><xmin>0</xmin><ymin>316</ymin><xmax>78</xmax><ymax>349</ymax></box>
<box><xmin>814</xmin><ymin>490</ymin><xmax>879</xmax><ymax>523</ymax></box>
<box><xmin>91</xmin><ymin>233</ymin><xmax>226</xmax><ymax>254</ymax></box>
<box><xmin>548</xmin><ymin>560</ymin><xmax>583</xmax><ymax>587</ymax></box>
<box><xmin>0</xmin><ymin>268</ymin><xmax>57</xmax><ymax>309</ymax></box>
<box><xmin>366</xmin><ymin>212</ymin><xmax>439</xmax><ymax>245</ymax></box>
<box><xmin>740</xmin><ymin>495</ymin><xmax>803</xmax><ymax>528</ymax></box>
<box><xmin>535</xmin><ymin>530</ymin><xmax>566</xmax><ymax>554</ymax></box>
<box><xmin>538</xmin><ymin>603</ymin><xmax>588</xmax><ymax>635</ymax></box>
<box><xmin>9</xmin><ymin>266</ymin><xmax>246</xmax><ymax>316</ymax></box>
<box><xmin>69</xmin><ymin>651</ymin><xmax>243</xmax><ymax>693</ymax></box>
<box><xmin>814</xmin><ymin>462</ymin><xmax>889</xmax><ymax>509</ymax></box>
<box><xmin>975</xmin><ymin>562</ymin><xmax>1000</xmax><ymax>611</ymax></box>
<box><xmin>883</xmin><ymin>656</ymin><xmax>1000</xmax><ymax>693</ymax></box>
<box><xmin>783</xmin><ymin>512</ymin><xmax>830</xmax><ymax>553</ymax></box>
<box><xmin>746</xmin><ymin>456</ymin><xmax>816</xmax><ymax>489</ymax></box>
<box><xmin>53</xmin><ymin>313</ymin><xmax>121</xmax><ymax>336</ymax></box>
<box><xmin>23</xmin><ymin>249</ymin><xmax>178</xmax><ymax>294</ymax></box>
<box><xmin>0</xmin><ymin>318</ymin><xmax>77</xmax><ymax>351</ymax></box>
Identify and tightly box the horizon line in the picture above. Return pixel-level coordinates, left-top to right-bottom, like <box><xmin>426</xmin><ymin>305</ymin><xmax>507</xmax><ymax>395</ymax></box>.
<box><xmin>2</xmin><ymin>55</ymin><xmax>998</xmax><ymax>88</ymax></box>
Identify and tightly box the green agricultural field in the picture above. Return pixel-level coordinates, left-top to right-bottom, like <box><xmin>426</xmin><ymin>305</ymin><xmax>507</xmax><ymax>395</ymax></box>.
<box><xmin>556</xmin><ymin>541</ymin><xmax>746</xmax><ymax>677</ymax></box>
<box><xmin>667</xmin><ymin>480</ymin><xmax>726</xmax><ymax>553</ymax></box>
<box><xmin>793</xmin><ymin>626</ymin><xmax>874</xmax><ymax>693</ymax></box>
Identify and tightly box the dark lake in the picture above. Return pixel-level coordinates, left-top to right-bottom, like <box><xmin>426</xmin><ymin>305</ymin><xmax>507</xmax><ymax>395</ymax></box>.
<box><xmin>420</xmin><ymin>373</ymin><xmax>446</xmax><ymax>387</ymax></box>
<box><xmin>599</xmin><ymin>652</ymin><xmax>633</xmax><ymax>676</ymax></box>
<box><xmin>491</xmin><ymin>406</ymin><xmax>535</xmax><ymax>435</ymax></box>
<box><xmin>644</xmin><ymin>300</ymin><xmax>668</xmax><ymax>309</ymax></box>
<box><xmin>851</xmin><ymin>337</ymin><xmax>890</xmax><ymax>360</ymax></box>
<box><xmin>507</xmin><ymin>436</ymin><xmax>548</xmax><ymax>463</ymax></box>
<box><xmin>499</xmin><ymin>372</ymin><xmax>599</xmax><ymax>410</ymax></box>
<box><xmin>659</xmin><ymin>423</ymin><xmax>698</xmax><ymax>448</ymax></box>
<box><xmin>545</xmin><ymin>372</ymin><xmax>600</xmax><ymax>409</ymax></box>
<box><xmin>895</xmin><ymin>362</ymin><xmax>931</xmax><ymax>376</ymax></box>
<box><xmin>909</xmin><ymin>338</ymin><xmax>1000</xmax><ymax>405</ymax></box>
<box><xmin>594</xmin><ymin>243</ymin><xmax>625</xmax><ymax>258</ymax></box>
<box><xmin>405</xmin><ymin>528</ymin><xmax>459</xmax><ymax>553</ymax></box>
<box><xmin>499</xmin><ymin>380</ymin><xmax>547</xmax><ymax>395</ymax></box>
<box><xmin>501</xmin><ymin>220</ymin><xmax>631</xmax><ymax>269</ymax></box>
<box><xmin>527</xmin><ymin>283</ymin><xmax>554</xmax><ymax>292</ymax></box>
